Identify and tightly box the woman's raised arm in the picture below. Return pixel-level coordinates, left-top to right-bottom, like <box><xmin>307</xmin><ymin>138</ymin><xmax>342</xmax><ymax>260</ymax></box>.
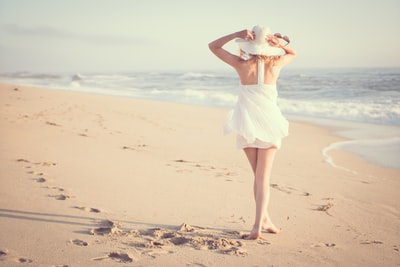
<box><xmin>208</xmin><ymin>29</ymin><xmax>253</xmax><ymax>67</ymax></box>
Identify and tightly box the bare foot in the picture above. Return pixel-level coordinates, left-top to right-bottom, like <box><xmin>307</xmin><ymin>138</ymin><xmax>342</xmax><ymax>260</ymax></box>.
<box><xmin>242</xmin><ymin>225</ymin><xmax>262</xmax><ymax>240</ymax></box>
<box><xmin>242</xmin><ymin>231</ymin><xmax>261</xmax><ymax>240</ymax></box>
<box><xmin>262</xmin><ymin>225</ymin><xmax>281</xmax><ymax>234</ymax></box>
<box><xmin>262</xmin><ymin>218</ymin><xmax>282</xmax><ymax>234</ymax></box>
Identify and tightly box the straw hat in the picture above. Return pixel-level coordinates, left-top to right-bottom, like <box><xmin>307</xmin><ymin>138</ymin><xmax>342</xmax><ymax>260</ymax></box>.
<box><xmin>237</xmin><ymin>25</ymin><xmax>284</xmax><ymax>56</ymax></box>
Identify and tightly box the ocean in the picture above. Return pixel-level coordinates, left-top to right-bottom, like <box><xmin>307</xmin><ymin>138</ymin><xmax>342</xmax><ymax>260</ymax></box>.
<box><xmin>1</xmin><ymin>67</ymin><xmax>399</xmax><ymax>169</ymax></box>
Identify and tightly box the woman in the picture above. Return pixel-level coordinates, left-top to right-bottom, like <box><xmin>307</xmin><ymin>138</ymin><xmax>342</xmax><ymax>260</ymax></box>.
<box><xmin>208</xmin><ymin>25</ymin><xmax>296</xmax><ymax>240</ymax></box>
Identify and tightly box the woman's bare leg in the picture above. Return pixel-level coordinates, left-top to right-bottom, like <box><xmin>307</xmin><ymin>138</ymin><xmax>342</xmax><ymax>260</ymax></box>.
<box><xmin>244</xmin><ymin>147</ymin><xmax>259</xmax><ymax>209</ymax></box>
<box><xmin>244</xmin><ymin>147</ymin><xmax>258</xmax><ymax>175</ymax></box>
<box><xmin>244</xmin><ymin>147</ymin><xmax>278</xmax><ymax>239</ymax></box>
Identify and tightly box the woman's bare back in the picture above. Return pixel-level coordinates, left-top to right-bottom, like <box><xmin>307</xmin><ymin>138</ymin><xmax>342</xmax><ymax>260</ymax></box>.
<box><xmin>236</xmin><ymin>58</ymin><xmax>282</xmax><ymax>85</ymax></box>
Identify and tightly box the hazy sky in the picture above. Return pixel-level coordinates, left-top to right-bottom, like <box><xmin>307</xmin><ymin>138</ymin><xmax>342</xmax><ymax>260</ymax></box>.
<box><xmin>0</xmin><ymin>0</ymin><xmax>399</xmax><ymax>72</ymax></box>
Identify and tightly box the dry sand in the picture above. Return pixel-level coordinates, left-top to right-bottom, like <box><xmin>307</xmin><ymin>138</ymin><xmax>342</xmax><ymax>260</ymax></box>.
<box><xmin>0</xmin><ymin>83</ymin><xmax>399</xmax><ymax>266</ymax></box>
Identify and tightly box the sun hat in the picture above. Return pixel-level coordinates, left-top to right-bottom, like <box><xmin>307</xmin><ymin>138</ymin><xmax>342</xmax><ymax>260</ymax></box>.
<box><xmin>237</xmin><ymin>25</ymin><xmax>284</xmax><ymax>56</ymax></box>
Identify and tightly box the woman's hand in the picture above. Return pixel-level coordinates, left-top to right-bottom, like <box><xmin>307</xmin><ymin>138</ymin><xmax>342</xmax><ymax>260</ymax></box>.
<box><xmin>238</xmin><ymin>29</ymin><xmax>255</xmax><ymax>41</ymax></box>
<box><xmin>266</xmin><ymin>34</ymin><xmax>280</xmax><ymax>47</ymax></box>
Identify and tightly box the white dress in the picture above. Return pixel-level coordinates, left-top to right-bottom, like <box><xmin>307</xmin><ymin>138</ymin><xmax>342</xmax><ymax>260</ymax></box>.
<box><xmin>224</xmin><ymin>60</ymin><xmax>289</xmax><ymax>149</ymax></box>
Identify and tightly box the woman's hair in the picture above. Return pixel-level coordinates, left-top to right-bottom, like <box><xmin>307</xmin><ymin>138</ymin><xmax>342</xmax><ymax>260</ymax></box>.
<box><xmin>251</xmin><ymin>54</ymin><xmax>281</xmax><ymax>66</ymax></box>
<box><xmin>240</xmin><ymin>50</ymin><xmax>280</xmax><ymax>66</ymax></box>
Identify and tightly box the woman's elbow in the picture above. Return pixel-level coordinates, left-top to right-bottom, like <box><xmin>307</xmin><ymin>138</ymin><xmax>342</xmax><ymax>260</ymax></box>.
<box><xmin>208</xmin><ymin>42</ymin><xmax>217</xmax><ymax>52</ymax></box>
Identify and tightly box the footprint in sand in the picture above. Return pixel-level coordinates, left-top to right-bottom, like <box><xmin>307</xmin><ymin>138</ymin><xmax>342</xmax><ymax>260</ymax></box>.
<box><xmin>73</xmin><ymin>206</ymin><xmax>101</xmax><ymax>213</ymax></box>
<box><xmin>89</xmin><ymin>208</ymin><xmax>101</xmax><ymax>213</ymax></box>
<box><xmin>131</xmin><ymin>223</ymin><xmax>247</xmax><ymax>256</ymax></box>
<box><xmin>227</xmin><ymin>214</ymin><xmax>246</xmax><ymax>224</ymax></box>
<box><xmin>16</xmin><ymin>159</ymin><xmax>32</xmax><ymax>170</ymax></box>
<box><xmin>107</xmin><ymin>252</ymin><xmax>134</xmax><ymax>263</ymax></box>
<box><xmin>16</xmin><ymin>159</ymin><xmax>57</xmax><ymax>173</ymax></box>
<box><xmin>46</xmin><ymin>121</ymin><xmax>61</xmax><ymax>127</ymax></box>
<box><xmin>122</xmin><ymin>144</ymin><xmax>148</xmax><ymax>151</ymax></box>
<box><xmin>71</xmin><ymin>239</ymin><xmax>89</xmax><ymax>246</ymax></box>
<box><xmin>91</xmin><ymin>226</ymin><xmax>121</xmax><ymax>236</ymax></box>
<box><xmin>49</xmin><ymin>194</ymin><xmax>71</xmax><ymax>200</ymax></box>
<box><xmin>0</xmin><ymin>249</ymin><xmax>7</xmax><ymax>257</ymax></box>
<box><xmin>93</xmin><ymin>252</ymin><xmax>134</xmax><ymax>263</ymax></box>
<box><xmin>15</xmin><ymin>257</ymin><xmax>33</xmax><ymax>263</ymax></box>
<box><xmin>16</xmin><ymin>158</ymin><xmax>30</xmax><ymax>163</ymax></box>
<box><xmin>317</xmin><ymin>203</ymin><xmax>333</xmax><ymax>211</ymax></box>
<box><xmin>34</xmin><ymin>177</ymin><xmax>46</xmax><ymax>183</ymax></box>
<box><xmin>27</xmin><ymin>171</ymin><xmax>45</xmax><ymax>176</ymax></box>
<box><xmin>36</xmin><ymin>161</ymin><xmax>57</xmax><ymax>166</ymax></box>
<box><xmin>171</xmin><ymin>159</ymin><xmax>239</xmax><ymax>179</ymax></box>
<box><xmin>310</xmin><ymin>242</ymin><xmax>336</xmax><ymax>248</ymax></box>
<box><xmin>0</xmin><ymin>249</ymin><xmax>33</xmax><ymax>264</ymax></box>
<box><xmin>315</xmin><ymin>198</ymin><xmax>334</xmax><ymax>215</ymax></box>
<box><xmin>89</xmin><ymin>222</ymin><xmax>262</xmax><ymax>260</ymax></box>
<box><xmin>360</xmin><ymin>240</ymin><xmax>383</xmax><ymax>245</ymax></box>
<box><xmin>271</xmin><ymin>183</ymin><xmax>311</xmax><ymax>197</ymax></box>
<box><xmin>45</xmin><ymin>186</ymin><xmax>65</xmax><ymax>192</ymax></box>
<box><xmin>90</xmin><ymin>220</ymin><xmax>122</xmax><ymax>236</ymax></box>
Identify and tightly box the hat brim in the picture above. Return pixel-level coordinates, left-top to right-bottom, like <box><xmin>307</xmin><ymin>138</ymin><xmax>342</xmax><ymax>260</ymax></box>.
<box><xmin>237</xmin><ymin>39</ymin><xmax>283</xmax><ymax>56</ymax></box>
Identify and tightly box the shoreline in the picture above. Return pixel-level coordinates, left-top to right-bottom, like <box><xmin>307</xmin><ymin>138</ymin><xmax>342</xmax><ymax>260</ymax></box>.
<box><xmin>1</xmin><ymin>82</ymin><xmax>399</xmax><ymax>266</ymax></box>
<box><xmin>287</xmin><ymin>114</ymin><xmax>400</xmax><ymax>171</ymax></box>
<box><xmin>3</xmin><ymin>80</ymin><xmax>399</xmax><ymax>171</ymax></box>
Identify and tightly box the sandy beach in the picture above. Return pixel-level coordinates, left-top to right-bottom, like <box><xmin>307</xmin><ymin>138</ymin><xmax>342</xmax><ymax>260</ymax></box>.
<box><xmin>0</xmin><ymin>82</ymin><xmax>399</xmax><ymax>266</ymax></box>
